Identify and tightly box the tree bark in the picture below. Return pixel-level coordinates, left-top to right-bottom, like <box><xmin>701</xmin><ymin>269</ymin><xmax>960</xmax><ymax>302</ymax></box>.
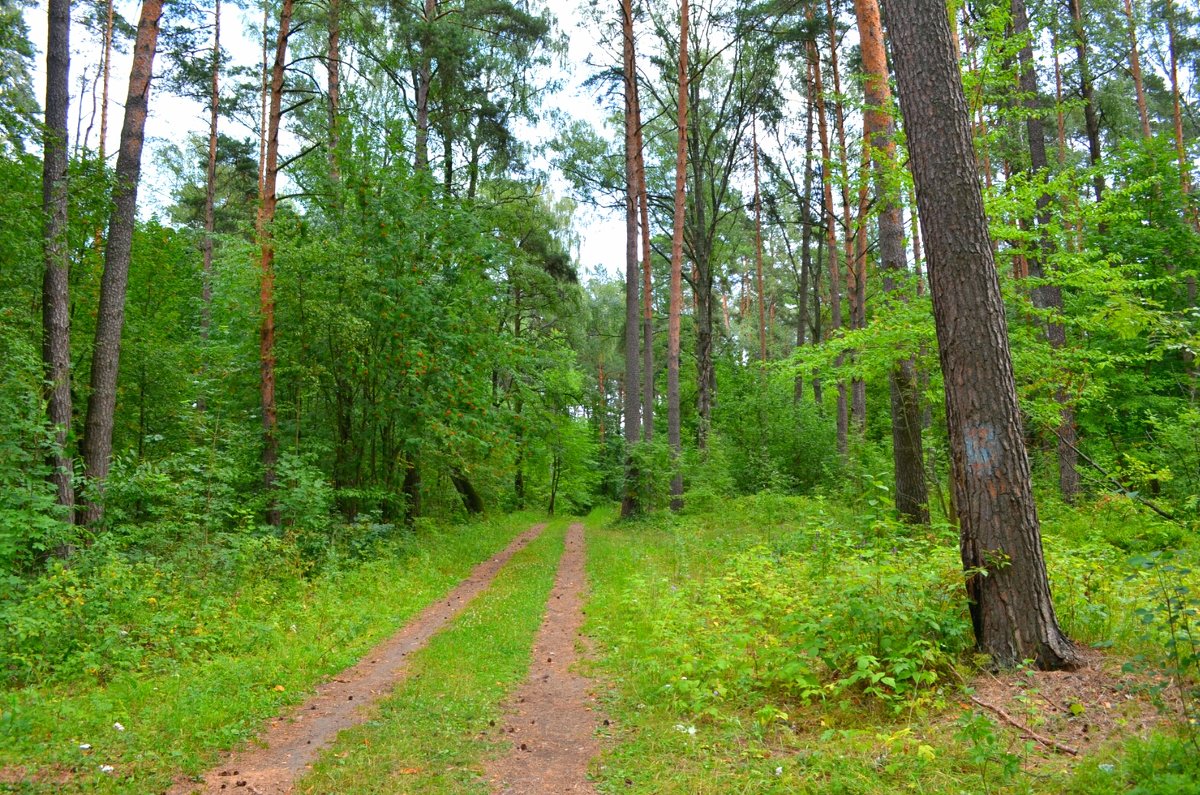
<box><xmin>80</xmin><ymin>0</ymin><xmax>164</xmax><ymax>527</ymax></box>
<box><xmin>1013</xmin><ymin>0</ymin><xmax>1080</xmax><ymax>503</ymax></box>
<box><xmin>808</xmin><ymin>33</ymin><xmax>846</xmax><ymax>454</ymax></box>
<box><xmin>415</xmin><ymin>0</ymin><xmax>437</xmax><ymax>173</ymax></box>
<box><xmin>852</xmin><ymin>0</ymin><xmax>929</xmax><ymax>524</ymax></box>
<box><xmin>1067</xmin><ymin>0</ymin><xmax>1104</xmax><ymax>202</ymax></box>
<box><xmin>328</xmin><ymin>0</ymin><xmax>341</xmax><ymax>183</ymax></box>
<box><xmin>633</xmin><ymin>42</ymin><xmax>654</xmax><ymax>443</ymax></box>
<box><xmin>200</xmin><ymin>0</ymin><xmax>220</xmax><ymax>356</ymax></box>
<box><xmin>43</xmin><ymin>0</ymin><xmax>74</xmax><ymax>528</ymax></box>
<box><xmin>668</xmin><ymin>0</ymin><xmax>689</xmax><ymax>511</ymax></box>
<box><xmin>620</xmin><ymin>0</ymin><xmax>641</xmax><ymax>517</ymax></box>
<box><xmin>1166</xmin><ymin>0</ymin><xmax>1190</xmax><ymax>195</ymax></box>
<box><xmin>885</xmin><ymin>0</ymin><xmax>1080</xmax><ymax>669</ymax></box>
<box><xmin>258</xmin><ymin>0</ymin><xmax>295</xmax><ymax>527</ymax></box>
<box><xmin>1122</xmin><ymin>0</ymin><xmax>1152</xmax><ymax>139</ymax></box>
<box><xmin>100</xmin><ymin>0</ymin><xmax>113</xmax><ymax>161</ymax></box>
<box><xmin>752</xmin><ymin>118</ymin><xmax>767</xmax><ymax>364</ymax></box>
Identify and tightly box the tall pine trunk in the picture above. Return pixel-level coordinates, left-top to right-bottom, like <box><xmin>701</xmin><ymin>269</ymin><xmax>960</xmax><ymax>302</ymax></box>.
<box><xmin>632</xmin><ymin>39</ymin><xmax>654</xmax><ymax>443</ymax></box>
<box><xmin>80</xmin><ymin>0</ymin><xmax>164</xmax><ymax>528</ymax></box>
<box><xmin>200</xmin><ymin>0</ymin><xmax>220</xmax><ymax>358</ymax></box>
<box><xmin>667</xmin><ymin>0</ymin><xmax>689</xmax><ymax>511</ymax></box>
<box><xmin>752</xmin><ymin>119</ymin><xmax>767</xmax><ymax>364</ymax></box>
<box><xmin>808</xmin><ymin>35</ymin><xmax>846</xmax><ymax>453</ymax></box>
<box><xmin>258</xmin><ymin>0</ymin><xmax>295</xmax><ymax>527</ymax></box>
<box><xmin>42</xmin><ymin>0</ymin><xmax>73</xmax><ymax>529</ymax></box>
<box><xmin>328</xmin><ymin>0</ymin><xmax>341</xmax><ymax>183</ymax></box>
<box><xmin>886</xmin><ymin>0</ymin><xmax>1080</xmax><ymax>669</ymax></box>
<box><xmin>415</xmin><ymin>0</ymin><xmax>437</xmax><ymax>173</ymax></box>
<box><xmin>852</xmin><ymin>0</ymin><xmax>929</xmax><ymax>523</ymax></box>
<box><xmin>620</xmin><ymin>0</ymin><xmax>641</xmax><ymax>517</ymax></box>
<box><xmin>1122</xmin><ymin>0</ymin><xmax>1151</xmax><ymax>139</ymax></box>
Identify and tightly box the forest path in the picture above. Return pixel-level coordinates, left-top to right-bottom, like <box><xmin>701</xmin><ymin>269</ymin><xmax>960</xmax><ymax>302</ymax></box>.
<box><xmin>170</xmin><ymin>522</ymin><xmax>549</xmax><ymax>795</ymax></box>
<box><xmin>485</xmin><ymin>522</ymin><xmax>602</xmax><ymax>794</ymax></box>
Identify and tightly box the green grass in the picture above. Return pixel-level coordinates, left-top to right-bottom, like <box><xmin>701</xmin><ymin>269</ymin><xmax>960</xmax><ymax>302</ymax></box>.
<box><xmin>583</xmin><ymin>494</ymin><xmax>1200</xmax><ymax>794</ymax></box>
<box><xmin>0</xmin><ymin>512</ymin><xmax>544</xmax><ymax>793</ymax></box>
<box><xmin>294</xmin><ymin>515</ymin><xmax>577</xmax><ymax>794</ymax></box>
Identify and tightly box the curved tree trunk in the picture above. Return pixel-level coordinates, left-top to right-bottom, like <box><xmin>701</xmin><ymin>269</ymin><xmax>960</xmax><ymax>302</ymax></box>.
<box><xmin>885</xmin><ymin>0</ymin><xmax>1080</xmax><ymax>670</ymax></box>
<box><xmin>81</xmin><ymin>0</ymin><xmax>165</xmax><ymax>528</ymax></box>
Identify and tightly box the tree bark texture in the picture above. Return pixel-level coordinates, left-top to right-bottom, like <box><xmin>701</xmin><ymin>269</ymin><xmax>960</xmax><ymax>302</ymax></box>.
<box><xmin>258</xmin><ymin>0</ymin><xmax>295</xmax><ymax>527</ymax></box>
<box><xmin>620</xmin><ymin>0</ymin><xmax>641</xmax><ymax>517</ymax></box>
<box><xmin>81</xmin><ymin>0</ymin><xmax>164</xmax><ymax>527</ymax></box>
<box><xmin>42</xmin><ymin>0</ymin><xmax>74</xmax><ymax>526</ymax></box>
<box><xmin>885</xmin><ymin>0</ymin><xmax>1079</xmax><ymax>669</ymax></box>
<box><xmin>667</xmin><ymin>0</ymin><xmax>689</xmax><ymax>510</ymax></box>
<box><xmin>852</xmin><ymin>0</ymin><xmax>929</xmax><ymax>524</ymax></box>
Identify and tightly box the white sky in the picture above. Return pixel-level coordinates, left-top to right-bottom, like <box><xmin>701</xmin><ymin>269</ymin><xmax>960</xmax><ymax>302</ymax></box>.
<box><xmin>23</xmin><ymin>0</ymin><xmax>627</xmax><ymax>278</ymax></box>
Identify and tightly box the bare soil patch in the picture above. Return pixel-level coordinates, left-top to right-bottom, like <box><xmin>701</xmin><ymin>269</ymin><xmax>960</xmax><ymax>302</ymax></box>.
<box><xmin>170</xmin><ymin>522</ymin><xmax>548</xmax><ymax>795</ymax></box>
<box><xmin>486</xmin><ymin>522</ymin><xmax>602</xmax><ymax>795</ymax></box>
<box><xmin>968</xmin><ymin>647</ymin><xmax>1172</xmax><ymax>756</ymax></box>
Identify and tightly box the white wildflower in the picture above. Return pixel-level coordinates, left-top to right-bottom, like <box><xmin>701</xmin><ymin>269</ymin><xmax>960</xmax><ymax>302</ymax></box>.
<box><xmin>79</xmin><ymin>743</ymin><xmax>91</xmax><ymax>750</ymax></box>
<box><xmin>99</xmin><ymin>765</ymin><xmax>114</xmax><ymax>774</ymax></box>
<box><xmin>112</xmin><ymin>722</ymin><xmax>125</xmax><ymax>732</ymax></box>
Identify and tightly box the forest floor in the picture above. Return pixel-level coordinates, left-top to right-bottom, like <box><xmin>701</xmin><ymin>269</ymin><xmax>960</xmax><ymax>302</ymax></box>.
<box><xmin>3</xmin><ymin>498</ymin><xmax>1198</xmax><ymax>793</ymax></box>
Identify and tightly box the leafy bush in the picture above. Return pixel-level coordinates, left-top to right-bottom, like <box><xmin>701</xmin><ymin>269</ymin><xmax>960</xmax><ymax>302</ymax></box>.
<box><xmin>636</xmin><ymin>513</ymin><xmax>972</xmax><ymax>720</ymax></box>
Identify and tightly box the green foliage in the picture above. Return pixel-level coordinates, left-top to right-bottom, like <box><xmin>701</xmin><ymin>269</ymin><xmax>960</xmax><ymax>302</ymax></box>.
<box><xmin>0</xmin><ymin>320</ymin><xmax>73</xmax><ymax>570</ymax></box>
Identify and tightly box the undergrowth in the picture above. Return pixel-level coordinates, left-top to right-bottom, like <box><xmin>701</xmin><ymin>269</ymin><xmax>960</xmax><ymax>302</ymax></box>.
<box><xmin>586</xmin><ymin>493</ymin><xmax>1200</xmax><ymax>793</ymax></box>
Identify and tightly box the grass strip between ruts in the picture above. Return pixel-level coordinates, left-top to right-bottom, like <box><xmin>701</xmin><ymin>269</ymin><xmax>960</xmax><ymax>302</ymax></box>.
<box><xmin>295</xmin><ymin>517</ymin><xmax>570</xmax><ymax>794</ymax></box>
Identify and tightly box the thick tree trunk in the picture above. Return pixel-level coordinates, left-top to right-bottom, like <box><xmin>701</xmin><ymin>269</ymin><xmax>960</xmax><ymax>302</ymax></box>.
<box><xmin>80</xmin><ymin>0</ymin><xmax>164</xmax><ymax>528</ymax></box>
<box><xmin>620</xmin><ymin>0</ymin><xmax>641</xmax><ymax>517</ymax></box>
<box><xmin>258</xmin><ymin>0</ymin><xmax>295</xmax><ymax>527</ymax></box>
<box><xmin>451</xmin><ymin>469</ymin><xmax>484</xmax><ymax>514</ymax></box>
<box><xmin>886</xmin><ymin>0</ymin><xmax>1080</xmax><ymax>669</ymax></box>
<box><xmin>667</xmin><ymin>0</ymin><xmax>689</xmax><ymax>511</ymax></box>
<box><xmin>43</xmin><ymin>0</ymin><xmax>73</xmax><ymax>529</ymax></box>
<box><xmin>852</xmin><ymin>0</ymin><xmax>929</xmax><ymax>523</ymax></box>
